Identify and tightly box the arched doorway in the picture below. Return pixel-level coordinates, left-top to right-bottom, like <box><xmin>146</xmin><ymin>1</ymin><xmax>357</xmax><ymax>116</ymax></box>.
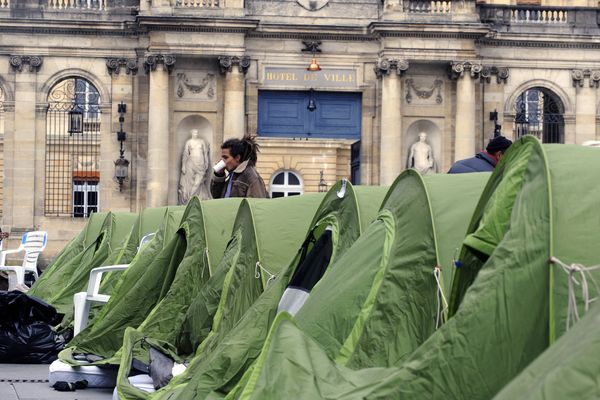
<box><xmin>45</xmin><ymin>78</ymin><xmax>101</xmax><ymax>217</ymax></box>
<box><xmin>513</xmin><ymin>87</ymin><xmax>565</xmax><ymax>143</ymax></box>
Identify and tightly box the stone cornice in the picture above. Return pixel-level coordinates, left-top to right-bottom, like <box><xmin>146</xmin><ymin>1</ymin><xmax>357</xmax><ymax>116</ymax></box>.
<box><xmin>571</xmin><ymin>69</ymin><xmax>600</xmax><ymax>88</ymax></box>
<box><xmin>375</xmin><ymin>58</ymin><xmax>409</xmax><ymax>78</ymax></box>
<box><xmin>369</xmin><ymin>21</ymin><xmax>489</xmax><ymax>39</ymax></box>
<box><xmin>0</xmin><ymin>18</ymin><xmax>138</xmax><ymax>37</ymax></box>
<box><xmin>144</xmin><ymin>54</ymin><xmax>176</xmax><ymax>74</ymax></box>
<box><xmin>106</xmin><ymin>58</ymin><xmax>139</xmax><ymax>76</ymax></box>
<box><xmin>137</xmin><ymin>16</ymin><xmax>259</xmax><ymax>34</ymax></box>
<box><xmin>9</xmin><ymin>55</ymin><xmax>43</xmax><ymax>72</ymax></box>
<box><xmin>218</xmin><ymin>55</ymin><xmax>251</xmax><ymax>75</ymax></box>
<box><xmin>478</xmin><ymin>38</ymin><xmax>600</xmax><ymax>49</ymax></box>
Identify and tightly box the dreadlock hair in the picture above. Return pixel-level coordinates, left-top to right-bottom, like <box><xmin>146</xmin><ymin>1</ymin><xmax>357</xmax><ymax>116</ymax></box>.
<box><xmin>221</xmin><ymin>135</ymin><xmax>261</xmax><ymax>166</ymax></box>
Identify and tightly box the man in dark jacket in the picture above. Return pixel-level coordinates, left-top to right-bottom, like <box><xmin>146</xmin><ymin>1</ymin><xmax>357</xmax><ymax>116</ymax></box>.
<box><xmin>211</xmin><ymin>137</ymin><xmax>269</xmax><ymax>199</ymax></box>
<box><xmin>448</xmin><ymin>135</ymin><xmax>513</xmax><ymax>174</ymax></box>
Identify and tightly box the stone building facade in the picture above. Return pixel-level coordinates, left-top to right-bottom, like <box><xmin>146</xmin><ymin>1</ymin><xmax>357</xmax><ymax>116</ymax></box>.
<box><xmin>0</xmin><ymin>0</ymin><xmax>599</xmax><ymax>258</ymax></box>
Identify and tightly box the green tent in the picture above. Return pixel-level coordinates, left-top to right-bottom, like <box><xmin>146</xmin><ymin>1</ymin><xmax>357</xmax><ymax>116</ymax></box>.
<box><xmin>229</xmin><ymin>138</ymin><xmax>600</xmax><ymax>399</ymax></box>
<box><xmin>149</xmin><ymin>182</ymin><xmax>388</xmax><ymax>400</ymax></box>
<box><xmin>494</xmin><ymin>301</ymin><xmax>600</xmax><ymax>400</ymax></box>
<box><xmin>116</xmin><ymin>194</ymin><xmax>325</xmax><ymax>400</ymax></box>
<box><xmin>57</xmin><ymin>206</ymin><xmax>186</xmax><ymax>331</ymax></box>
<box><xmin>30</xmin><ymin>212</ymin><xmax>137</xmax><ymax>314</ymax></box>
<box><xmin>59</xmin><ymin>197</ymin><xmax>241</xmax><ymax>366</ymax></box>
<box><xmin>292</xmin><ymin>171</ymin><xmax>488</xmax><ymax>369</ymax></box>
<box><xmin>29</xmin><ymin>211</ymin><xmax>108</xmax><ymax>301</ymax></box>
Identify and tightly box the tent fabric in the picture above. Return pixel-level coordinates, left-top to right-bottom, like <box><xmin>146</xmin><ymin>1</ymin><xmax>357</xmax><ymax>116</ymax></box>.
<box><xmin>30</xmin><ymin>212</ymin><xmax>137</xmax><ymax>314</ymax></box>
<box><xmin>116</xmin><ymin>194</ymin><xmax>325</xmax><ymax>400</ymax></box>
<box><xmin>227</xmin><ymin>138</ymin><xmax>600</xmax><ymax>400</ymax></box>
<box><xmin>493</xmin><ymin>301</ymin><xmax>600</xmax><ymax>400</ymax></box>
<box><xmin>28</xmin><ymin>212</ymin><xmax>109</xmax><ymax>301</ymax></box>
<box><xmin>292</xmin><ymin>171</ymin><xmax>488</xmax><ymax>370</ymax></box>
<box><xmin>146</xmin><ymin>182</ymin><xmax>388</xmax><ymax>400</ymax></box>
<box><xmin>59</xmin><ymin>198</ymin><xmax>240</xmax><ymax>367</ymax></box>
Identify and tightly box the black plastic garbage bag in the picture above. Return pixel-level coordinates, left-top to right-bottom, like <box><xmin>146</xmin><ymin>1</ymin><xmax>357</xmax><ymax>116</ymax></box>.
<box><xmin>0</xmin><ymin>291</ymin><xmax>65</xmax><ymax>363</ymax></box>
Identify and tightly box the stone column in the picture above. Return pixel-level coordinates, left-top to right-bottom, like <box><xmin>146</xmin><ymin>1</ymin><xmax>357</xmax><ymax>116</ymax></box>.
<box><xmin>481</xmin><ymin>66</ymin><xmax>510</xmax><ymax>140</ymax></box>
<box><xmin>450</xmin><ymin>61</ymin><xmax>481</xmax><ymax>161</ymax></box>
<box><xmin>219</xmin><ymin>56</ymin><xmax>250</xmax><ymax>141</ymax></box>
<box><xmin>572</xmin><ymin>69</ymin><xmax>599</xmax><ymax>144</ymax></box>
<box><xmin>144</xmin><ymin>54</ymin><xmax>175</xmax><ymax>208</ymax></box>
<box><xmin>376</xmin><ymin>58</ymin><xmax>408</xmax><ymax>185</ymax></box>
<box><xmin>8</xmin><ymin>55</ymin><xmax>43</xmax><ymax>230</ymax></box>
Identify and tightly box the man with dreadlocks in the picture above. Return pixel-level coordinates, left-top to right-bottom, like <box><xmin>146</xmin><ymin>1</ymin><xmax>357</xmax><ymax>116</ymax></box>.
<box><xmin>211</xmin><ymin>136</ymin><xmax>269</xmax><ymax>199</ymax></box>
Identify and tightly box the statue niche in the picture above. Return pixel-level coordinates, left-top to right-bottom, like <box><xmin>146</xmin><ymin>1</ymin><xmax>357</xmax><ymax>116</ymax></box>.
<box><xmin>178</xmin><ymin>129</ymin><xmax>212</xmax><ymax>203</ymax></box>
<box><xmin>407</xmin><ymin>132</ymin><xmax>436</xmax><ymax>175</ymax></box>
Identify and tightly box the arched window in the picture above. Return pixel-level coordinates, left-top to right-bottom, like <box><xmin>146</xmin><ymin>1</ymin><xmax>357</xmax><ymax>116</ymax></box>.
<box><xmin>45</xmin><ymin>78</ymin><xmax>101</xmax><ymax>217</ymax></box>
<box><xmin>270</xmin><ymin>171</ymin><xmax>303</xmax><ymax>198</ymax></box>
<box><xmin>513</xmin><ymin>87</ymin><xmax>564</xmax><ymax>144</ymax></box>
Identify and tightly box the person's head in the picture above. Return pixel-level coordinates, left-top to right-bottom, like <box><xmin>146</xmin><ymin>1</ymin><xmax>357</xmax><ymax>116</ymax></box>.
<box><xmin>485</xmin><ymin>135</ymin><xmax>513</xmax><ymax>161</ymax></box>
<box><xmin>220</xmin><ymin>136</ymin><xmax>260</xmax><ymax>172</ymax></box>
<box><xmin>418</xmin><ymin>132</ymin><xmax>427</xmax><ymax>142</ymax></box>
<box><xmin>190</xmin><ymin>129</ymin><xmax>199</xmax><ymax>139</ymax></box>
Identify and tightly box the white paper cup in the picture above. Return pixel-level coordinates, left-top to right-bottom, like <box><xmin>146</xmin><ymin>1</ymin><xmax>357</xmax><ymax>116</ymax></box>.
<box><xmin>213</xmin><ymin>159</ymin><xmax>226</xmax><ymax>173</ymax></box>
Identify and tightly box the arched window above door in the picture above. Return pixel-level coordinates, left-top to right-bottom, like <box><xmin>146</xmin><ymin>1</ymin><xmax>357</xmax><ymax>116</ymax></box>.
<box><xmin>270</xmin><ymin>170</ymin><xmax>303</xmax><ymax>198</ymax></box>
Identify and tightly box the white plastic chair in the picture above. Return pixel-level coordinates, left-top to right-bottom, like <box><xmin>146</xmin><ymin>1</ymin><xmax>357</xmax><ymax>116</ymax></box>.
<box><xmin>0</xmin><ymin>231</ymin><xmax>47</xmax><ymax>291</ymax></box>
<box><xmin>73</xmin><ymin>232</ymin><xmax>156</xmax><ymax>336</ymax></box>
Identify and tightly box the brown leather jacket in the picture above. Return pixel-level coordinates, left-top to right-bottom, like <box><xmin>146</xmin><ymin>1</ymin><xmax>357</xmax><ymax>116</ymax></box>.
<box><xmin>211</xmin><ymin>160</ymin><xmax>269</xmax><ymax>199</ymax></box>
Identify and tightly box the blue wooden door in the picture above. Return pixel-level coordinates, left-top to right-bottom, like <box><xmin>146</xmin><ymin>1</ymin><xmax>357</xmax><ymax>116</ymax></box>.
<box><xmin>258</xmin><ymin>90</ymin><xmax>361</xmax><ymax>140</ymax></box>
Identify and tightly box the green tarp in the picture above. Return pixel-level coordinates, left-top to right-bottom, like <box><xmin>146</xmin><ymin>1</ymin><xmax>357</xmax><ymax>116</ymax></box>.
<box><xmin>116</xmin><ymin>194</ymin><xmax>325</xmax><ymax>400</ymax></box>
<box><xmin>148</xmin><ymin>182</ymin><xmax>388</xmax><ymax>400</ymax></box>
<box><xmin>228</xmin><ymin>137</ymin><xmax>600</xmax><ymax>399</ymax></box>
<box><xmin>60</xmin><ymin>198</ymin><xmax>240</xmax><ymax>366</ymax></box>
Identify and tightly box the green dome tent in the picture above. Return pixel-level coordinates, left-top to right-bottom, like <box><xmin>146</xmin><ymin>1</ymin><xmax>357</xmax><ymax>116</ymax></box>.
<box><xmin>59</xmin><ymin>197</ymin><xmax>241</xmax><ymax>367</ymax></box>
<box><xmin>229</xmin><ymin>138</ymin><xmax>600</xmax><ymax>400</ymax></box>
<box><xmin>148</xmin><ymin>182</ymin><xmax>388</xmax><ymax>400</ymax></box>
<box><xmin>115</xmin><ymin>194</ymin><xmax>325</xmax><ymax>400</ymax></box>
<box><xmin>226</xmin><ymin>171</ymin><xmax>488</xmax><ymax>399</ymax></box>
<box><xmin>30</xmin><ymin>211</ymin><xmax>137</xmax><ymax>314</ymax></box>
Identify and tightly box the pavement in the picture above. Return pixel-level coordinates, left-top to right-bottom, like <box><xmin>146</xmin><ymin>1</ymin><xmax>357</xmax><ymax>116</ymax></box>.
<box><xmin>0</xmin><ymin>364</ymin><xmax>113</xmax><ymax>400</ymax></box>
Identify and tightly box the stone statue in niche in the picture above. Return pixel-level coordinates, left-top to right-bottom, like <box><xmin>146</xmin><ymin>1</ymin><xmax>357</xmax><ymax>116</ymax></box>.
<box><xmin>407</xmin><ymin>132</ymin><xmax>436</xmax><ymax>175</ymax></box>
<box><xmin>178</xmin><ymin>129</ymin><xmax>212</xmax><ymax>203</ymax></box>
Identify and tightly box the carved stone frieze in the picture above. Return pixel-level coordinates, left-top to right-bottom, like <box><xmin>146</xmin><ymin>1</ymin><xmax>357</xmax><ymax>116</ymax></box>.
<box><xmin>375</xmin><ymin>58</ymin><xmax>409</xmax><ymax>78</ymax></box>
<box><xmin>572</xmin><ymin>69</ymin><xmax>600</xmax><ymax>88</ymax></box>
<box><xmin>405</xmin><ymin>78</ymin><xmax>443</xmax><ymax>105</ymax></box>
<box><xmin>144</xmin><ymin>54</ymin><xmax>176</xmax><ymax>74</ymax></box>
<box><xmin>9</xmin><ymin>55</ymin><xmax>43</xmax><ymax>73</ymax></box>
<box><xmin>106</xmin><ymin>58</ymin><xmax>139</xmax><ymax>76</ymax></box>
<box><xmin>218</xmin><ymin>56</ymin><xmax>251</xmax><ymax>74</ymax></box>
<box><xmin>175</xmin><ymin>71</ymin><xmax>216</xmax><ymax>101</ymax></box>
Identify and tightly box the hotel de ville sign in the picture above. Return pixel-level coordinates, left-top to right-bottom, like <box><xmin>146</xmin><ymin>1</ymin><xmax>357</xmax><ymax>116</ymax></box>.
<box><xmin>263</xmin><ymin>67</ymin><xmax>358</xmax><ymax>89</ymax></box>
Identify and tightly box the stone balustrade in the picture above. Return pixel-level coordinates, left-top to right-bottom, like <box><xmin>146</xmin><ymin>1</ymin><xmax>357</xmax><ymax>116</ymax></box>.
<box><xmin>0</xmin><ymin>0</ymin><xmax>9</xmax><ymax>8</ymax></box>
<box><xmin>47</xmin><ymin>0</ymin><xmax>107</xmax><ymax>11</ymax></box>
<box><xmin>404</xmin><ymin>1</ymin><xmax>451</xmax><ymax>14</ymax></box>
<box><xmin>175</xmin><ymin>0</ymin><xmax>220</xmax><ymax>8</ymax></box>
<box><xmin>511</xmin><ymin>7</ymin><xmax>568</xmax><ymax>24</ymax></box>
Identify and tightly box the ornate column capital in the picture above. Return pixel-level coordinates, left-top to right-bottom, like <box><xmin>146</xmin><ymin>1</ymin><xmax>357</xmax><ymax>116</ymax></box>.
<box><xmin>144</xmin><ymin>54</ymin><xmax>176</xmax><ymax>74</ymax></box>
<box><xmin>107</xmin><ymin>58</ymin><xmax>139</xmax><ymax>76</ymax></box>
<box><xmin>375</xmin><ymin>58</ymin><xmax>409</xmax><ymax>78</ymax></box>
<box><xmin>448</xmin><ymin>61</ymin><xmax>482</xmax><ymax>80</ymax></box>
<box><xmin>480</xmin><ymin>66</ymin><xmax>509</xmax><ymax>84</ymax></box>
<box><xmin>9</xmin><ymin>55</ymin><xmax>43</xmax><ymax>73</ymax></box>
<box><xmin>218</xmin><ymin>55</ymin><xmax>251</xmax><ymax>75</ymax></box>
<box><xmin>572</xmin><ymin>69</ymin><xmax>600</xmax><ymax>88</ymax></box>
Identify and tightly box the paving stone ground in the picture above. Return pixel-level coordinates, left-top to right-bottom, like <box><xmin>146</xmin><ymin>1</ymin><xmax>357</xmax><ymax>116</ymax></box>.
<box><xmin>0</xmin><ymin>364</ymin><xmax>113</xmax><ymax>400</ymax></box>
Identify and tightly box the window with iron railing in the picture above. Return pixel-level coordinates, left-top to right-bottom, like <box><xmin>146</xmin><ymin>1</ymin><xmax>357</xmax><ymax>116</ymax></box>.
<box><xmin>45</xmin><ymin>78</ymin><xmax>101</xmax><ymax>217</ymax></box>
